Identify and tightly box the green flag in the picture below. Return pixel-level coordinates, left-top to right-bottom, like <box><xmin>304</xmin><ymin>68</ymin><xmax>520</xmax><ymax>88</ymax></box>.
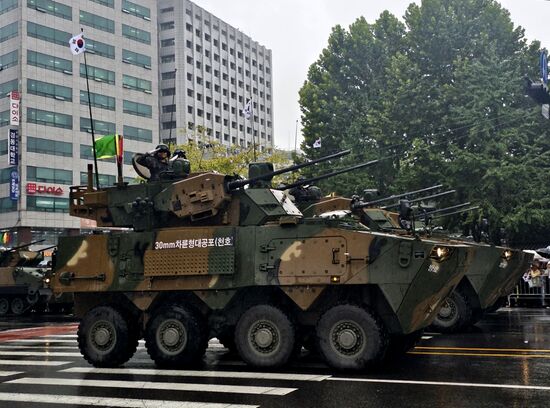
<box><xmin>94</xmin><ymin>134</ymin><xmax>122</xmax><ymax>160</ymax></box>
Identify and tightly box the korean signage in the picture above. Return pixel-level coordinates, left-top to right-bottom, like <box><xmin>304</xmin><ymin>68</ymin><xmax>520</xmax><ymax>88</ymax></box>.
<box><xmin>8</xmin><ymin>129</ymin><xmax>18</xmax><ymax>165</ymax></box>
<box><xmin>26</xmin><ymin>183</ymin><xmax>64</xmax><ymax>196</ymax></box>
<box><xmin>10</xmin><ymin>169</ymin><xmax>19</xmax><ymax>201</ymax></box>
<box><xmin>9</xmin><ymin>91</ymin><xmax>20</xmax><ymax>126</ymax></box>
<box><xmin>154</xmin><ymin>236</ymin><xmax>234</xmax><ymax>250</ymax></box>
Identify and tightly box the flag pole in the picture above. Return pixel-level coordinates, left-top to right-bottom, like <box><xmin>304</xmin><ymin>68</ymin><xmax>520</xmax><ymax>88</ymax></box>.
<box><xmin>251</xmin><ymin>99</ymin><xmax>257</xmax><ymax>161</ymax></box>
<box><xmin>82</xmin><ymin>29</ymin><xmax>100</xmax><ymax>190</ymax></box>
<box><xmin>168</xmin><ymin>68</ymin><xmax>177</xmax><ymax>149</ymax></box>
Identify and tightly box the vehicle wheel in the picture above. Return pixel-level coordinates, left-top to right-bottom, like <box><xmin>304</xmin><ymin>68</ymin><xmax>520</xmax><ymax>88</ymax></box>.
<box><xmin>78</xmin><ymin>305</ymin><xmax>136</xmax><ymax>367</ymax></box>
<box><xmin>316</xmin><ymin>304</ymin><xmax>388</xmax><ymax>370</ymax></box>
<box><xmin>431</xmin><ymin>290</ymin><xmax>472</xmax><ymax>333</ymax></box>
<box><xmin>234</xmin><ymin>304</ymin><xmax>295</xmax><ymax>368</ymax></box>
<box><xmin>145</xmin><ymin>304</ymin><xmax>207</xmax><ymax>368</ymax></box>
<box><xmin>0</xmin><ymin>298</ymin><xmax>9</xmax><ymax>316</ymax></box>
<box><xmin>10</xmin><ymin>297</ymin><xmax>27</xmax><ymax>316</ymax></box>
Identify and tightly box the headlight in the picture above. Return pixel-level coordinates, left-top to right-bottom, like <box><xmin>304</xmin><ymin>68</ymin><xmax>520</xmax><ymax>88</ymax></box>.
<box><xmin>502</xmin><ymin>250</ymin><xmax>513</xmax><ymax>261</ymax></box>
<box><xmin>44</xmin><ymin>278</ymin><xmax>51</xmax><ymax>284</ymax></box>
<box><xmin>430</xmin><ymin>246</ymin><xmax>452</xmax><ymax>262</ymax></box>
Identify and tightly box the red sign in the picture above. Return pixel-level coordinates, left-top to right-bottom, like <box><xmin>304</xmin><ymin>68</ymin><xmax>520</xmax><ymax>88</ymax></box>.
<box><xmin>26</xmin><ymin>183</ymin><xmax>64</xmax><ymax>195</ymax></box>
<box><xmin>10</xmin><ymin>91</ymin><xmax>20</xmax><ymax>126</ymax></box>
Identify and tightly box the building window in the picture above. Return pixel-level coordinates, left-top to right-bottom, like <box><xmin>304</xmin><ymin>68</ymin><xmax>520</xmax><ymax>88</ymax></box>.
<box><xmin>80</xmin><ymin>172</ymin><xmax>115</xmax><ymax>186</ymax></box>
<box><xmin>27</xmin><ymin>196</ymin><xmax>69</xmax><ymax>213</ymax></box>
<box><xmin>186</xmin><ymin>88</ymin><xmax>193</xmax><ymax>97</ymax></box>
<box><xmin>163</xmin><ymin>88</ymin><xmax>176</xmax><ymax>96</ymax></box>
<box><xmin>161</xmin><ymin>38</ymin><xmax>175</xmax><ymax>47</ymax></box>
<box><xmin>1</xmin><ymin>0</ymin><xmax>18</xmax><ymax>15</ymax></box>
<box><xmin>161</xmin><ymin>54</ymin><xmax>175</xmax><ymax>63</ymax></box>
<box><xmin>28</xmin><ymin>79</ymin><xmax>72</xmax><ymax>101</ymax></box>
<box><xmin>0</xmin><ymin>197</ymin><xmax>17</xmax><ymax>213</ymax></box>
<box><xmin>27</xmin><ymin>166</ymin><xmax>72</xmax><ymax>185</ymax></box>
<box><xmin>123</xmin><ymin>49</ymin><xmax>151</xmax><ymax>68</ymax></box>
<box><xmin>86</xmin><ymin>38</ymin><xmax>115</xmax><ymax>59</ymax></box>
<box><xmin>80</xmin><ymin>117</ymin><xmax>115</xmax><ymax>135</ymax></box>
<box><xmin>90</xmin><ymin>0</ymin><xmax>114</xmax><ymax>7</ymax></box>
<box><xmin>122</xmin><ymin>0</ymin><xmax>150</xmax><ymax>20</ymax></box>
<box><xmin>28</xmin><ymin>0</ymin><xmax>71</xmax><ymax>20</ymax></box>
<box><xmin>162</xmin><ymin>71</ymin><xmax>176</xmax><ymax>80</ymax></box>
<box><xmin>28</xmin><ymin>50</ymin><xmax>71</xmax><ymax>74</ymax></box>
<box><xmin>122</xmin><ymin>24</ymin><xmax>151</xmax><ymax>44</ymax></box>
<box><xmin>123</xmin><ymin>100</ymin><xmax>152</xmax><ymax>118</ymax></box>
<box><xmin>0</xmin><ymin>110</ymin><xmax>9</xmax><ymax>127</ymax></box>
<box><xmin>0</xmin><ymin>79</ymin><xmax>18</xmax><ymax>99</ymax></box>
<box><xmin>161</xmin><ymin>6</ymin><xmax>173</xmax><ymax>13</ymax></box>
<box><xmin>186</xmin><ymin>23</ymin><xmax>192</xmax><ymax>32</ymax></box>
<box><xmin>163</xmin><ymin>121</ymin><xmax>176</xmax><ymax>130</ymax></box>
<box><xmin>80</xmin><ymin>11</ymin><xmax>114</xmax><ymax>33</ymax></box>
<box><xmin>163</xmin><ymin>104</ymin><xmax>176</xmax><ymax>113</ymax></box>
<box><xmin>80</xmin><ymin>64</ymin><xmax>115</xmax><ymax>85</ymax></box>
<box><xmin>27</xmin><ymin>108</ymin><xmax>72</xmax><ymax>129</ymax></box>
<box><xmin>80</xmin><ymin>90</ymin><xmax>116</xmax><ymax>111</ymax></box>
<box><xmin>27</xmin><ymin>22</ymin><xmax>70</xmax><ymax>46</ymax></box>
<box><xmin>79</xmin><ymin>144</ymin><xmax>114</xmax><ymax>162</ymax></box>
<box><xmin>123</xmin><ymin>74</ymin><xmax>152</xmax><ymax>93</ymax></box>
<box><xmin>28</xmin><ymin>137</ymin><xmax>72</xmax><ymax>157</ymax></box>
<box><xmin>124</xmin><ymin>125</ymin><xmax>152</xmax><ymax>142</ymax></box>
<box><xmin>0</xmin><ymin>139</ymin><xmax>6</xmax><ymax>155</ymax></box>
<box><xmin>160</xmin><ymin>21</ymin><xmax>174</xmax><ymax>31</ymax></box>
<box><xmin>0</xmin><ymin>22</ymin><xmax>17</xmax><ymax>43</ymax></box>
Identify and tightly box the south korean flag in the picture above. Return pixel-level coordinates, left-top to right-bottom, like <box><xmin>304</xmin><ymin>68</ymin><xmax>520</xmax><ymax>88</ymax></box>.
<box><xmin>69</xmin><ymin>33</ymin><xmax>86</xmax><ymax>56</ymax></box>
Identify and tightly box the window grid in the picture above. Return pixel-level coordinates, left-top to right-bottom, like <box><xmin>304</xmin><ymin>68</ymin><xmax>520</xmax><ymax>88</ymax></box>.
<box><xmin>28</xmin><ymin>79</ymin><xmax>72</xmax><ymax>101</ymax></box>
<box><xmin>28</xmin><ymin>137</ymin><xmax>72</xmax><ymax>157</ymax></box>
<box><xmin>27</xmin><ymin>108</ymin><xmax>72</xmax><ymax>129</ymax></box>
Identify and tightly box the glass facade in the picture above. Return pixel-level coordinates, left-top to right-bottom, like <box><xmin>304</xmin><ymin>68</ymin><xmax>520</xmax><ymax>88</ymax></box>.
<box><xmin>28</xmin><ymin>137</ymin><xmax>72</xmax><ymax>157</ymax></box>
<box><xmin>123</xmin><ymin>125</ymin><xmax>152</xmax><ymax>142</ymax></box>
<box><xmin>123</xmin><ymin>100</ymin><xmax>152</xmax><ymax>118</ymax></box>
<box><xmin>80</xmin><ymin>90</ymin><xmax>116</xmax><ymax>110</ymax></box>
<box><xmin>122</xmin><ymin>24</ymin><xmax>150</xmax><ymax>44</ymax></box>
<box><xmin>89</xmin><ymin>0</ymin><xmax>114</xmax><ymax>8</ymax></box>
<box><xmin>0</xmin><ymin>0</ymin><xmax>18</xmax><ymax>15</ymax></box>
<box><xmin>0</xmin><ymin>197</ymin><xmax>17</xmax><ymax>213</ymax></box>
<box><xmin>0</xmin><ymin>79</ymin><xmax>18</xmax><ymax>99</ymax></box>
<box><xmin>0</xmin><ymin>139</ymin><xmax>7</xmax><ymax>155</ymax></box>
<box><xmin>27</xmin><ymin>166</ymin><xmax>73</xmax><ymax>185</ymax></box>
<box><xmin>27</xmin><ymin>22</ymin><xmax>71</xmax><ymax>47</ymax></box>
<box><xmin>122</xmin><ymin>0</ymin><xmax>150</xmax><ymax>20</ymax></box>
<box><xmin>0</xmin><ymin>22</ymin><xmax>17</xmax><ymax>43</ymax></box>
<box><xmin>27</xmin><ymin>108</ymin><xmax>73</xmax><ymax>129</ymax></box>
<box><xmin>28</xmin><ymin>79</ymin><xmax>72</xmax><ymax>101</ymax></box>
<box><xmin>80</xmin><ymin>64</ymin><xmax>115</xmax><ymax>84</ymax></box>
<box><xmin>0</xmin><ymin>50</ymin><xmax>18</xmax><ymax>70</ymax></box>
<box><xmin>27</xmin><ymin>0</ymin><xmax>72</xmax><ymax>21</ymax></box>
<box><xmin>80</xmin><ymin>117</ymin><xmax>115</xmax><ymax>135</ymax></box>
<box><xmin>80</xmin><ymin>172</ymin><xmax>116</xmax><ymax>186</ymax></box>
<box><xmin>80</xmin><ymin>11</ymin><xmax>115</xmax><ymax>34</ymax></box>
<box><xmin>86</xmin><ymin>38</ymin><xmax>115</xmax><ymax>59</ymax></box>
<box><xmin>122</xmin><ymin>49</ymin><xmax>151</xmax><ymax>68</ymax></box>
<box><xmin>27</xmin><ymin>196</ymin><xmax>70</xmax><ymax>213</ymax></box>
<box><xmin>122</xmin><ymin>74</ymin><xmax>151</xmax><ymax>93</ymax></box>
<box><xmin>28</xmin><ymin>50</ymin><xmax>72</xmax><ymax>74</ymax></box>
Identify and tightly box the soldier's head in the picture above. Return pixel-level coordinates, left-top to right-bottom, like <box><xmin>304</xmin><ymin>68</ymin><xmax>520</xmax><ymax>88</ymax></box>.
<box><xmin>155</xmin><ymin>144</ymin><xmax>170</xmax><ymax>160</ymax></box>
<box><xmin>172</xmin><ymin>149</ymin><xmax>187</xmax><ymax>159</ymax></box>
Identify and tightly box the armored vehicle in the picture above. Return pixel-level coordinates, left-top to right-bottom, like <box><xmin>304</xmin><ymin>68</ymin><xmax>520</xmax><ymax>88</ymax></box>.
<box><xmin>0</xmin><ymin>243</ymin><xmax>52</xmax><ymax>315</ymax></box>
<box><xmin>300</xmin><ymin>193</ymin><xmax>531</xmax><ymax>332</ymax></box>
<box><xmin>52</xmin><ymin>152</ymin><xmax>469</xmax><ymax>370</ymax></box>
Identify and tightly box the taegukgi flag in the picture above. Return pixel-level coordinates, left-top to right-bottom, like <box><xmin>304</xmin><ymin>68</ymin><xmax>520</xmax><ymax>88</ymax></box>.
<box><xmin>242</xmin><ymin>99</ymin><xmax>252</xmax><ymax>120</ymax></box>
<box><xmin>69</xmin><ymin>33</ymin><xmax>86</xmax><ymax>55</ymax></box>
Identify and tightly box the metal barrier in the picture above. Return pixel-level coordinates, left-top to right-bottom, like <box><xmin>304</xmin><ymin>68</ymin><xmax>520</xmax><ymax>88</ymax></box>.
<box><xmin>508</xmin><ymin>275</ymin><xmax>549</xmax><ymax>307</ymax></box>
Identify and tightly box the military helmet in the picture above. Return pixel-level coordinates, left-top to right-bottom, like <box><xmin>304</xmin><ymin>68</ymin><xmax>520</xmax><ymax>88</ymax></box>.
<box><xmin>155</xmin><ymin>144</ymin><xmax>170</xmax><ymax>154</ymax></box>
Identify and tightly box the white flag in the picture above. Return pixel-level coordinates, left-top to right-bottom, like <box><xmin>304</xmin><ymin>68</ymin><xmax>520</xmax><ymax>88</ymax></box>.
<box><xmin>313</xmin><ymin>138</ymin><xmax>322</xmax><ymax>148</ymax></box>
<box><xmin>69</xmin><ymin>33</ymin><xmax>86</xmax><ymax>55</ymax></box>
<box><xmin>242</xmin><ymin>99</ymin><xmax>252</xmax><ymax>120</ymax></box>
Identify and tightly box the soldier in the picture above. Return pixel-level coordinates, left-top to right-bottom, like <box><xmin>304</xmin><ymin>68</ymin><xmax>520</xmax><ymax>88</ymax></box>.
<box><xmin>137</xmin><ymin>144</ymin><xmax>171</xmax><ymax>182</ymax></box>
<box><xmin>169</xmin><ymin>149</ymin><xmax>191</xmax><ymax>179</ymax></box>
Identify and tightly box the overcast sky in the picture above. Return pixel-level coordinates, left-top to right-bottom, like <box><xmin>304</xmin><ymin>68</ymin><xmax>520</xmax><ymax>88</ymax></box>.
<box><xmin>193</xmin><ymin>0</ymin><xmax>550</xmax><ymax>150</ymax></box>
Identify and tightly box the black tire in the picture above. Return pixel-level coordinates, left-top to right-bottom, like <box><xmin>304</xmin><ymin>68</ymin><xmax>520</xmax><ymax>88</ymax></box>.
<box><xmin>431</xmin><ymin>290</ymin><xmax>472</xmax><ymax>333</ymax></box>
<box><xmin>316</xmin><ymin>304</ymin><xmax>388</xmax><ymax>370</ymax></box>
<box><xmin>145</xmin><ymin>304</ymin><xmax>207</xmax><ymax>368</ymax></box>
<box><xmin>0</xmin><ymin>297</ymin><xmax>9</xmax><ymax>316</ymax></box>
<box><xmin>235</xmin><ymin>304</ymin><xmax>295</xmax><ymax>368</ymax></box>
<box><xmin>10</xmin><ymin>297</ymin><xmax>27</xmax><ymax>316</ymax></box>
<box><xmin>78</xmin><ymin>305</ymin><xmax>137</xmax><ymax>367</ymax></box>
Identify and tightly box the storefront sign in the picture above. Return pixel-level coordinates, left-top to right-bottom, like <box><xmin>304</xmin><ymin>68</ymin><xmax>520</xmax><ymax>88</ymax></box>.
<box><xmin>8</xmin><ymin>129</ymin><xmax>18</xmax><ymax>165</ymax></box>
<box><xmin>10</xmin><ymin>91</ymin><xmax>20</xmax><ymax>126</ymax></box>
<box><xmin>10</xmin><ymin>169</ymin><xmax>19</xmax><ymax>201</ymax></box>
<box><xmin>26</xmin><ymin>183</ymin><xmax>64</xmax><ymax>195</ymax></box>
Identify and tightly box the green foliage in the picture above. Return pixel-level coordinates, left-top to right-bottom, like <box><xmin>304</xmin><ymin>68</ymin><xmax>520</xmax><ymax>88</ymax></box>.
<box><xmin>299</xmin><ymin>0</ymin><xmax>550</xmax><ymax>245</ymax></box>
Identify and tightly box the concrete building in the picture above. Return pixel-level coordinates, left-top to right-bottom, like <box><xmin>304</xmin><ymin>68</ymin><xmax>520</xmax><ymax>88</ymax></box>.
<box><xmin>0</xmin><ymin>0</ymin><xmax>159</xmax><ymax>244</ymax></box>
<box><xmin>157</xmin><ymin>0</ymin><xmax>274</xmax><ymax>150</ymax></box>
<box><xmin>0</xmin><ymin>0</ymin><xmax>273</xmax><ymax>246</ymax></box>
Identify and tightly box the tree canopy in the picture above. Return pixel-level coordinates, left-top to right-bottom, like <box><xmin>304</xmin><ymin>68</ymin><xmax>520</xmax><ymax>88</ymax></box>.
<box><xmin>299</xmin><ymin>0</ymin><xmax>550</xmax><ymax>245</ymax></box>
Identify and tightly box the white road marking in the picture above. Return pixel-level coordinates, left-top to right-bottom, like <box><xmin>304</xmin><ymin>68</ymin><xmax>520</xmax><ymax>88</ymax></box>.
<box><xmin>421</xmin><ymin>336</ymin><xmax>433</xmax><ymax>340</ymax></box>
<box><xmin>8</xmin><ymin>377</ymin><xmax>297</xmax><ymax>396</ymax></box>
<box><xmin>328</xmin><ymin>377</ymin><xmax>550</xmax><ymax>391</ymax></box>
<box><xmin>0</xmin><ymin>360</ymin><xmax>70</xmax><ymax>366</ymax></box>
<box><xmin>0</xmin><ymin>351</ymin><xmax>81</xmax><ymax>357</ymax></box>
<box><xmin>0</xmin><ymin>393</ymin><xmax>257</xmax><ymax>408</ymax></box>
<box><xmin>62</xmin><ymin>367</ymin><xmax>331</xmax><ymax>381</ymax></box>
<box><xmin>0</xmin><ymin>371</ymin><xmax>21</xmax><ymax>376</ymax></box>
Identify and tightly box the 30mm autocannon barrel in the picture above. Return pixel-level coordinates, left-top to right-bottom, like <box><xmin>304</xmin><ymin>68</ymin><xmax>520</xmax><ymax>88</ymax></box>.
<box><xmin>419</xmin><ymin>202</ymin><xmax>472</xmax><ymax>217</ymax></box>
<box><xmin>354</xmin><ymin>184</ymin><xmax>443</xmax><ymax>209</ymax></box>
<box><xmin>381</xmin><ymin>189</ymin><xmax>456</xmax><ymax>210</ymax></box>
<box><xmin>227</xmin><ymin>149</ymin><xmax>351</xmax><ymax>190</ymax></box>
<box><xmin>276</xmin><ymin>159</ymin><xmax>379</xmax><ymax>191</ymax></box>
<box><xmin>431</xmin><ymin>206</ymin><xmax>480</xmax><ymax>220</ymax></box>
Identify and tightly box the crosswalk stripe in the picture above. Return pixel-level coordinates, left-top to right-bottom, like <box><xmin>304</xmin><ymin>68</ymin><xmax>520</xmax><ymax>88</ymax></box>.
<box><xmin>3</xmin><ymin>339</ymin><xmax>78</xmax><ymax>344</ymax></box>
<box><xmin>8</xmin><ymin>377</ymin><xmax>297</xmax><ymax>396</ymax></box>
<box><xmin>0</xmin><ymin>345</ymin><xmax>80</xmax><ymax>350</ymax></box>
<box><xmin>0</xmin><ymin>351</ymin><xmax>81</xmax><ymax>357</ymax></box>
<box><xmin>0</xmin><ymin>371</ymin><xmax>21</xmax><ymax>376</ymax></box>
<box><xmin>62</xmin><ymin>367</ymin><xmax>331</xmax><ymax>381</ymax></box>
<box><xmin>0</xmin><ymin>392</ymin><xmax>257</xmax><ymax>408</ymax></box>
<box><xmin>36</xmin><ymin>335</ymin><xmax>77</xmax><ymax>339</ymax></box>
<box><xmin>0</xmin><ymin>360</ymin><xmax>70</xmax><ymax>366</ymax></box>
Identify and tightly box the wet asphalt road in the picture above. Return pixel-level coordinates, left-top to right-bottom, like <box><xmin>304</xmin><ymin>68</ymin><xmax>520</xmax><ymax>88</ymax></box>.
<box><xmin>0</xmin><ymin>307</ymin><xmax>549</xmax><ymax>407</ymax></box>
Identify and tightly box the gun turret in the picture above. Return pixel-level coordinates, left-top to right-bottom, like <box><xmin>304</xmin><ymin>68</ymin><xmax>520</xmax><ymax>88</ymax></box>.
<box><xmin>226</xmin><ymin>149</ymin><xmax>351</xmax><ymax>190</ymax></box>
<box><xmin>352</xmin><ymin>184</ymin><xmax>443</xmax><ymax>209</ymax></box>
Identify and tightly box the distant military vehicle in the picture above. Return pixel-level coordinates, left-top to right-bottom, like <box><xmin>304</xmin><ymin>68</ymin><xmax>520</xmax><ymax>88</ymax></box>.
<box><xmin>300</xmin><ymin>192</ymin><xmax>532</xmax><ymax>332</ymax></box>
<box><xmin>52</xmin><ymin>151</ymin><xmax>469</xmax><ymax>370</ymax></box>
<box><xmin>0</xmin><ymin>242</ymin><xmax>52</xmax><ymax>315</ymax></box>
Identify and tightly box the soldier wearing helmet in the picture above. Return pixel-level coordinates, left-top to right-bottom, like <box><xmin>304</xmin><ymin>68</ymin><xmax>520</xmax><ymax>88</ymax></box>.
<box><xmin>136</xmin><ymin>144</ymin><xmax>171</xmax><ymax>182</ymax></box>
